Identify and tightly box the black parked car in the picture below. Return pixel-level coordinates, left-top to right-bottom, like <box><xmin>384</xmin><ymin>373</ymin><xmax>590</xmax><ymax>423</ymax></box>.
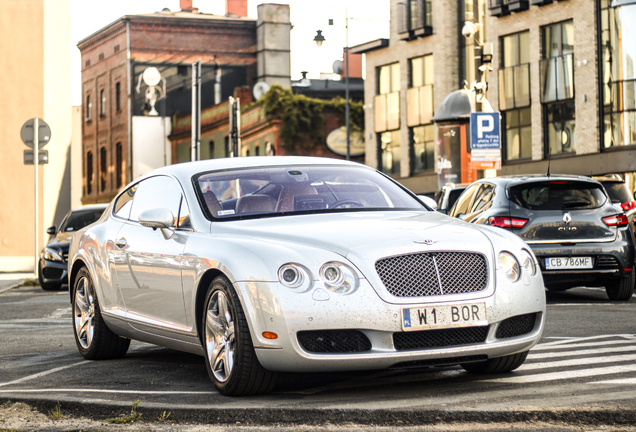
<box><xmin>449</xmin><ymin>175</ymin><xmax>635</xmax><ymax>300</ymax></box>
<box><xmin>39</xmin><ymin>204</ymin><xmax>107</xmax><ymax>290</ymax></box>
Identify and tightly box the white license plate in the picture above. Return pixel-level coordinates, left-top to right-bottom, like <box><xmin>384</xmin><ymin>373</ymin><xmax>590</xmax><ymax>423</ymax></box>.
<box><xmin>402</xmin><ymin>303</ymin><xmax>488</xmax><ymax>331</ymax></box>
<box><xmin>545</xmin><ymin>257</ymin><xmax>593</xmax><ymax>269</ymax></box>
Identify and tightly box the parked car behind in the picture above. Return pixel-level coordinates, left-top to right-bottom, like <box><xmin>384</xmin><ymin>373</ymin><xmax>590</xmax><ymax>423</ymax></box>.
<box><xmin>449</xmin><ymin>175</ymin><xmax>635</xmax><ymax>300</ymax></box>
<box><xmin>593</xmin><ymin>174</ymin><xmax>636</xmax><ymax>233</ymax></box>
<box><xmin>39</xmin><ymin>204</ymin><xmax>107</xmax><ymax>290</ymax></box>
<box><xmin>68</xmin><ymin>157</ymin><xmax>546</xmax><ymax>395</ymax></box>
<box><xmin>434</xmin><ymin>183</ymin><xmax>468</xmax><ymax>214</ymax></box>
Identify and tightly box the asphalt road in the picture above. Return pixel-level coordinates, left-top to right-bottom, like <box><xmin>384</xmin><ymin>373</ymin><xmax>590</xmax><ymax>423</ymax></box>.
<box><xmin>1</xmin><ymin>280</ymin><xmax>636</xmax><ymax>429</ymax></box>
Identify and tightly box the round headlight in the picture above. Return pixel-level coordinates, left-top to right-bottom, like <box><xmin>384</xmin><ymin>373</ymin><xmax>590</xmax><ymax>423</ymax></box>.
<box><xmin>319</xmin><ymin>262</ymin><xmax>358</xmax><ymax>295</ymax></box>
<box><xmin>277</xmin><ymin>264</ymin><xmax>311</xmax><ymax>292</ymax></box>
<box><xmin>498</xmin><ymin>251</ymin><xmax>520</xmax><ymax>283</ymax></box>
<box><xmin>520</xmin><ymin>249</ymin><xmax>536</xmax><ymax>276</ymax></box>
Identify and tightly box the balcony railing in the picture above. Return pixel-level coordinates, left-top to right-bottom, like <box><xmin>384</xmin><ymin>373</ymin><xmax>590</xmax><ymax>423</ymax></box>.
<box><xmin>605</xmin><ymin>79</ymin><xmax>636</xmax><ymax>113</ymax></box>
<box><xmin>506</xmin><ymin>0</ymin><xmax>529</xmax><ymax>12</ymax></box>
<box><xmin>489</xmin><ymin>0</ymin><xmax>510</xmax><ymax>17</ymax></box>
<box><xmin>406</xmin><ymin>85</ymin><xmax>434</xmax><ymax>127</ymax></box>
<box><xmin>398</xmin><ymin>0</ymin><xmax>432</xmax><ymax>40</ymax></box>
<box><xmin>540</xmin><ymin>53</ymin><xmax>574</xmax><ymax>103</ymax></box>
<box><xmin>498</xmin><ymin>64</ymin><xmax>530</xmax><ymax>111</ymax></box>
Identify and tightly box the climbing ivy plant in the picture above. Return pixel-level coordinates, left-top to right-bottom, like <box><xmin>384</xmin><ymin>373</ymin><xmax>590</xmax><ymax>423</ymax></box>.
<box><xmin>258</xmin><ymin>84</ymin><xmax>364</xmax><ymax>154</ymax></box>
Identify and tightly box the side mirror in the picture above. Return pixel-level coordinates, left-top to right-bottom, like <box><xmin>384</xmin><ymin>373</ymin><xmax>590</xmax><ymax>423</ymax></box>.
<box><xmin>46</xmin><ymin>226</ymin><xmax>56</xmax><ymax>235</ymax></box>
<box><xmin>417</xmin><ymin>195</ymin><xmax>438</xmax><ymax>211</ymax></box>
<box><xmin>139</xmin><ymin>208</ymin><xmax>175</xmax><ymax>239</ymax></box>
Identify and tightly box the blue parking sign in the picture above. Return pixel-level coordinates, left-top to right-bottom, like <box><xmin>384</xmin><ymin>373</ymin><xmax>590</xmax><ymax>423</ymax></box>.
<box><xmin>470</xmin><ymin>112</ymin><xmax>501</xmax><ymax>150</ymax></box>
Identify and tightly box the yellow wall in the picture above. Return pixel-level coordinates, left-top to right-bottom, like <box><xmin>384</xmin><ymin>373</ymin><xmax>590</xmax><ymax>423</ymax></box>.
<box><xmin>0</xmin><ymin>0</ymin><xmax>71</xmax><ymax>272</ymax></box>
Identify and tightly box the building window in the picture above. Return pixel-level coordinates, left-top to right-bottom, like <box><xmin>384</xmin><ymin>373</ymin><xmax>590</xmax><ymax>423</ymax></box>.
<box><xmin>504</xmin><ymin>107</ymin><xmax>532</xmax><ymax>160</ymax></box>
<box><xmin>379</xmin><ymin>130</ymin><xmax>401</xmax><ymax>176</ymax></box>
<box><xmin>115</xmin><ymin>143</ymin><xmax>123</xmax><ymax>189</ymax></box>
<box><xmin>397</xmin><ymin>0</ymin><xmax>432</xmax><ymax>39</ymax></box>
<box><xmin>601</xmin><ymin>2</ymin><xmax>636</xmax><ymax>148</ymax></box>
<box><xmin>100</xmin><ymin>147</ymin><xmax>107</xmax><ymax>193</ymax></box>
<box><xmin>500</xmin><ymin>31</ymin><xmax>531</xmax><ymax>161</ymax></box>
<box><xmin>86</xmin><ymin>95</ymin><xmax>92</xmax><ymax>121</ymax></box>
<box><xmin>86</xmin><ymin>151</ymin><xmax>94</xmax><ymax>195</ymax></box>
<box><xmin>407</xmin><ymin>55</ymin><xmax>434</xmax><ymax>172</ymax></box>
<box><xmin>374</xmin><ymin>63</ymin><xmax>400</xmax><ymax>133</ymax></box>
<box><xmin>255</xmin><ymin>144</ymin><xmax>260</xmax><ymax>156</ymax></box>
<box><xmin>115</xmin><ymin>82</ymin><xmax>121</xmax><ymax>112</ymax></box>
<box><xmin>541</xmin><ymin>20</ymin><xmax>575</xmax><ymax>156</ymax></box>
<box><xmin>209</xmin><ymin>140</ymin><xmax>215</xmax><ymax>159</ymax></box>
<box><xmin>100</xmin><ymin>89</ymin><xmax>106</xmax><ymax>117</ymax></box>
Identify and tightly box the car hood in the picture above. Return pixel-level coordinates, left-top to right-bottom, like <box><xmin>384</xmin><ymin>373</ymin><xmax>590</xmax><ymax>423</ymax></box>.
<box><xmin>45</xmin><ymin>231</ymin><xmax>73</xmax><ymax>251</ymax></box>
<box><xmin>211</xmin><ymin>210</ymin><xmax>496</xmax><ymax>263</ymax></box>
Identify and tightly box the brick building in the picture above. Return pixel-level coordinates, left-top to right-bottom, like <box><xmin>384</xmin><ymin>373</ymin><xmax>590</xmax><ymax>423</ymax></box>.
<box><xmin>353</xmin><ymin>0</ymin><xmax>636</xmax><ymax>195</ymax></box>
<box><xmin>77</xmin><ymin>0</ymin><xmax>291</xmax><ymax>204</ymax></box>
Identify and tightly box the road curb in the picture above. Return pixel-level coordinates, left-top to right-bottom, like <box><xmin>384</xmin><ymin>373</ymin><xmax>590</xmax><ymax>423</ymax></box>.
<box><xmin>1</xmin><ymin>396</ymin><xmax>635</xmax><ymax>426</ymax></box>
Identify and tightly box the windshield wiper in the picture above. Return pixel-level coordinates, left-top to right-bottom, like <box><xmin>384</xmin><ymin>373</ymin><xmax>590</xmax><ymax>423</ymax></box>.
<box><xmin>562</xmin><ymin>200</ymin><xmax>591</xmax><ymax>208</ymax></box>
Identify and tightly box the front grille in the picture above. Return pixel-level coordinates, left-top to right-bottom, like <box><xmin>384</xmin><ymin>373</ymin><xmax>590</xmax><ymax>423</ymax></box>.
<box><xmin>393</xmin><ymin>326</ymin><xmax>490</xmax><ymax>351</ymax></box>
<box><xmin>496</xmin><ymin>313</ymin><xmax>537</xmax><ymax>339</ymax></box>
<box><xmin>596</xmin><ymin>256</ymin><xmax>618</xmax><ymax>269</ymax></box>
<box><xmin>297</xmin><ymin>330</ymin><xmax>372</xmax><ymax>353</ymax></box>
<box><xmin>392</xmin><ymin>355</ymin><xmax>488</xmax><ymax>369</ymax></box>
<box><xmin>376</xmin><ymin>252</ymin><xmax>488</xmax><ymax>297</ymax></box>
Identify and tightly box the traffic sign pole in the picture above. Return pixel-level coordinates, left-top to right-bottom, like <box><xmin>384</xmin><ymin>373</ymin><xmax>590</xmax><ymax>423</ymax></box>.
<box><xmin>34</xmin><ymin>118</ymin><xmax>39</xmax><ymax>276</ymax></box>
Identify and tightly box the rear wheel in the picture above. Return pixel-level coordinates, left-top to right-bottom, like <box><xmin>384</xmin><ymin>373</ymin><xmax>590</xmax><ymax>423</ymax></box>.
<box><xmin>38</xmin><ymin>263</ymin><xmax>61</xmax><ymax>291</ymax></box>
<box><xmin>605</xmin><ymin>272</ymin><xmax>635</xmax><ymax>301</ymax></box>
<box><xmin>72</xmin><ymin>267</ymin><xmax>130</xmax><ymax>359</ymax></box>
<box><xmin>202</xmin><ymin>275</ymin><xmax>277</xmax><ymax>396</ymax></box>
<box><xmin>461</xmin><ymin>351</ymin><xmax>528</xmax><ymax>374</ymax></box>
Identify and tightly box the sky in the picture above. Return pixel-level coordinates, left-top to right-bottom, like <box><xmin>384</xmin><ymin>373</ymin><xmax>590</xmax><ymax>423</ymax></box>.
<box><xmin>70</xmin><ymin>0</ymin><xmax>390</xmax><ymax>105</ymax></box>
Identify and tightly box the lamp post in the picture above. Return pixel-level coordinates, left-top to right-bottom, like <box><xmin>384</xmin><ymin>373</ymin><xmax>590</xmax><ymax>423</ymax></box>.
<box><xmin>314</xmin><ymin>10</ymin><xmax>350</xmax><ymax>161</ymax></box>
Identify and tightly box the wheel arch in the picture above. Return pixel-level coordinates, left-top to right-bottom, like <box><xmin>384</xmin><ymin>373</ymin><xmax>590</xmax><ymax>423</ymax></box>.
<box><xmin>194</xmin><ymin>268</ymin><xmax>226</xmax><ymax>344</ymax></box>
<box><xmin>68</xmin><ymin>258</ymin><xmax>88</xmax><ymax>303</ymax></box>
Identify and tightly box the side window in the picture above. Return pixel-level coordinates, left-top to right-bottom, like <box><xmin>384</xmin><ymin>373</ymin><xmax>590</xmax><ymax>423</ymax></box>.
<box><xmin>129</xmin><ymin>176</ymin><xmax>185</xmax><ymax>226</ymax></box>
<box><xmin>470</xmin><ymin>184</ymin><xmax>495</xmax><ymax>214</ymax></box>
<box><xmin>114</xmin><ymin>184</ymin><xmax>137</xmax><ymax>220</ymax></box>
<box><xmin>450</xmin><ymin>184</ymin><xmax>479</xmax><ymax>218</ymax></box>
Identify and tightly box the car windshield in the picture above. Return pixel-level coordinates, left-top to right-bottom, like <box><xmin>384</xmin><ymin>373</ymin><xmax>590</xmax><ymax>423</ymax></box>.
<box><xmin>195</xmin><ymin>165</ymin><xmax>424</xmax><ymax>219</ymax></box>
<box><xmin>509</xmin><ymin>181</ymin><xmax>607</xmax><ymax>210</ymax></box>
<box><xmin>60</xmin><ymin>208</ymin><xmax>105</xmax><ymax>232</ymax></box>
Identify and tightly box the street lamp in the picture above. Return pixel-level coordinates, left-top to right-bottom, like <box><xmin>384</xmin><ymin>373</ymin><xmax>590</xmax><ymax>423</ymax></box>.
<box><xmin>314</xmin><ymin>13</ymin><xmax>351</xmax><ymax>161</ymax></box>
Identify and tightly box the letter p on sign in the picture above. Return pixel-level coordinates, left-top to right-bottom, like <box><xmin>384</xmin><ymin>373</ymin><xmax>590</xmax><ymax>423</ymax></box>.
<box><xmin>477</xmin><ymin>115</ymin><xmax>494</xmax><ymax>138</ymax></box>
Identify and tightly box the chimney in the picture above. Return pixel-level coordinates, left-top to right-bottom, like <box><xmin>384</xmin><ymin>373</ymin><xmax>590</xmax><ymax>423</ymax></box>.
<box><xmin>180</xmin><ymin>0</ymin><xmax>197</xmax><ymax>12</ymax></box>
<box><xmin>226</xmin><ymin>0</ymin><xmax>248</xmax><ymax>17</ymax></box>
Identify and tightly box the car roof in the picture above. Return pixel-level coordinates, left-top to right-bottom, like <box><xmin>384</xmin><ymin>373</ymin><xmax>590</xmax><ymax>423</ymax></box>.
<box><xmin>473</xmin><ymin>174</ymin><xmax>601</xmax><ymax>188</ymax></box>
<box><xmin>137</xmin><ymin>156</ymin><xmax>367</xmax><ymax>185</ymax></box>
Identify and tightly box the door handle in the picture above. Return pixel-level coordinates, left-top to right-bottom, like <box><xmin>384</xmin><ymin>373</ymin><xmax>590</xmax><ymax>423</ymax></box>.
<box><xmin>115</xmin><ymin>238</ymin><xmax>127</xmax><ymax>249</ymax></box>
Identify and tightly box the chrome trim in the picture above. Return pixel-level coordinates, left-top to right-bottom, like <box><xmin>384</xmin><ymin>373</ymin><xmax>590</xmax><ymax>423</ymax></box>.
<box><xmin>526</xmin><ymin>238</ymin><xmax>615</xmax><ymax>245</ymax></box>
<box><xmin>253</xmin><ymin>344</ymin><xmax>283</xmax><ymax>350</ymax></box>
<box><xmin>543</xmin><ymin>269</ymin><xmax>619</xmax><ymax>275</ymax></box>
<box><xmin>124</xmin><ymin>311</ymin><xmax>196</xmax><ymax>337</ymax></box>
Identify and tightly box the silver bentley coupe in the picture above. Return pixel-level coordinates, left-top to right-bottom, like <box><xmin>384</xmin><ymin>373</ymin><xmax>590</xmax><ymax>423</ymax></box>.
<box><xmin>68</xmin><ymin>156</ymin><xmax>546</xmax><ymax>396</ymax></box>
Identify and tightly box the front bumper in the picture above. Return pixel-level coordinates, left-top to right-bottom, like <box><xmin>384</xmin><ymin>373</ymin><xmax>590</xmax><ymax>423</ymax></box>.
<box><xmin>39</xmin><ymin>257</ymin><xmax>68</xmax><ymax>285</ymax></box>
<box><xmin>236</xmin><ymin>271</ymin><xmax>546</xmax><ymax>373</ymax></box>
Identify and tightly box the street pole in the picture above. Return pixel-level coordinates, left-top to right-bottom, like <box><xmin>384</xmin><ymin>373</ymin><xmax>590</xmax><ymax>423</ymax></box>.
<box><xmin>34</xmin><ymin>118</ymin><xmax>39</xmax><ymax>276</ymax></box>
<box><xmin>191</xmin><ymin>59</ymin><xmax>201</xmax><ymax>161</ymax></box>
<box><xmin>345</xmin><ymin>9</ymin><xmax>350</xmax><ymax>161</ymax></box>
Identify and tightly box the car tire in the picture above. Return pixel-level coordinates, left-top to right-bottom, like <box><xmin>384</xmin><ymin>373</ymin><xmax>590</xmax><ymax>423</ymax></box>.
<box><xmin>605</xmin><ymin>272</ymin><xmax>635</xmax><ymax>301</ymax></box>
<box><xmin>38</xmin><ymin>263</ymin><xmax>61</xmax><ymax>291</ymax></box>
<box><xmin>72</xmin><ymin>267</ymin><xmax>130</xmax><ymax>360</ymax></box>
<box><xmin>460</xmin><ymin>351</ymin><xmax>528</xmax><ymax>374</ymax></box>
<box><xmin>202</xmin><ymin>274</ymin><xmax>277</xmax><ymax>396</ymax></box>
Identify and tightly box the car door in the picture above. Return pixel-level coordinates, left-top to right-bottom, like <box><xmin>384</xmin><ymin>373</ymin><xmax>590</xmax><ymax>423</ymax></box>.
<box><xmin>113</xmin><ymin>175</ymin><xmax>191</xmax><ymax>330</ymax></box>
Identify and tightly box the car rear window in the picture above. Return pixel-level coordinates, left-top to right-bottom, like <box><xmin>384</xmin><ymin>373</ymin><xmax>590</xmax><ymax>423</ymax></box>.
<box><xmin>509</xmin><ymin>181</ymin><xmax>607</xmax><ymax>210</ymax></box>
<box><xmin>601</xmin><ymin>182</ymin><xmax>632</xmax><ymax>204</ymax></box>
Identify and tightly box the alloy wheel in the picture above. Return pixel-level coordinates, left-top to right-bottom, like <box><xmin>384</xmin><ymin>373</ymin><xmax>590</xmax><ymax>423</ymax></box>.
<box><xmin>74</xmin><ymin>276</ymin><xmax>95</xmax><ymax>349</ymax></box>
<box><xmin>205</xmin><ymin>291</ymin><xmax>235</xmax><ymax>382</ymax></box>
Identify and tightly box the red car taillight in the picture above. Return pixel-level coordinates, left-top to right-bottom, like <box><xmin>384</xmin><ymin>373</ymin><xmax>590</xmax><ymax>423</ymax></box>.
<box><xmin>620</xmin><ymin>201</ymin><xmax>636</xmax><ymax>212</ymax></box>
<box><xmin>489</xmin><ymin>216</ymin><xmax>528</xmax><ymax>228</ymax></box>
<box><xmin>602</xmin><ymin>214</ymin><xmax>629</xmax><ymax>227</ymax></box>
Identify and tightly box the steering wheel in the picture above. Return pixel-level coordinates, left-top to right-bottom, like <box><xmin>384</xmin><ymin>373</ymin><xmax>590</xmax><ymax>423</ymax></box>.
<box><xmin>329</xmin><ymin>200</ymin><xmax>364</xmax><ymax>209</ymax></box>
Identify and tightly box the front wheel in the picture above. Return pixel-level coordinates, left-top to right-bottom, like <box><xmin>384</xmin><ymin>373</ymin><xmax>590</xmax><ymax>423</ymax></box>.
<box><xmin>461</xmin><ymin>351</ymin><xmax>528</xmax><ymax>374</ymax></box>
<box><xmin>202</xmin><ymin>275</ymin><xmax>277</xmax><ymax>396</ymax></box>
<box><xmin>605</xmin><ymin>272</ymin><xmax>635</xmax><ymax>301</ymax></box>
<box><xmin>72</xmin><ymin>267</ymin><xmax>130</xmax><ymax>359</ymax></box>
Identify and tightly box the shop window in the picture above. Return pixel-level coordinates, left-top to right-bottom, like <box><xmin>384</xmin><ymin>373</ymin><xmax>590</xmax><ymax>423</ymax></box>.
<box><xmin>504</xmin><ymin>108</ymin><xmax>532</xmax><ymax>160</ymax></box>
<box><xmin>379</xmin><ymin>130</ymin><xmax>401</xmax><ymax>176</ymax></box>
<box><xmin>545</xmin><ymin>101</ymin><xmax>575</xmax><ymax>156</ymax></box>
<box><xmin>411</xmin><ymin>124</ymin><xmax>435</xmax><ymax>172</ymax></box>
